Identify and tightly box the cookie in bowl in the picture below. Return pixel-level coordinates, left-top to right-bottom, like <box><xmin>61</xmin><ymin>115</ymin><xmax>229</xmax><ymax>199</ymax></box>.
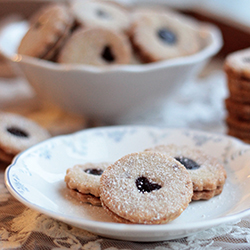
<box><xmin>58</xmin><ymin>27</ymin><xmax>132</xmax><ymax>66</ymax></box>
<box><xmin>18</xmin><ymin>3</ymin><xmax>74</xmax><ymax>60</ymax></box>
<box><xmin>70</xmin><ymin>0</ymin><xmax>131</xmax><ymax>34</ymax></box>
<box><xmin>130</xmin><ymin>10</ymin><xmax>201</xmax><ymax>63</ymax></box>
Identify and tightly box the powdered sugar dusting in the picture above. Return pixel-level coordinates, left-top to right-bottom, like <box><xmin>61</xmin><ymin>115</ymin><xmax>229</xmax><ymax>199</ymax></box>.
<box><xmin>100</xmin><ymin>151</ymin><xmax>193</xmax><ymax>224</ymax></box>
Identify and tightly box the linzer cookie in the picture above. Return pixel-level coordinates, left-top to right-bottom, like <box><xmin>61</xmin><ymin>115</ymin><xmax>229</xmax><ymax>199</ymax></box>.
<box><xmin>18</xmin><ymin>3</ymin><xmax>74</xmax><ymax>60</ymax></box>
<box><xmin>65</xmin><ymin>162</ymin><xmax>110</xmax><ymax>206</ymax></box>
<box><xmin>58</xmin><ymin>27</ymin><xmax>132</xmax><ymax>66</ymax></box>
<box><xmin>70</xmin><ymin>0</ymin><xmax>130</xmax><ymax>33</ymax></box>
<box><xmin>145</xmin><ymin>144</ymin><xmax>227</xmax><ymax>200</ymax></box>
<box><xmin>100</xmin><ymin>151</ymin><xmax>193</xmax><ymax>224</ymax></box>
<box><xmin>0</xmin><ymin>112</ymin><xmax>51</xmax><ymax>163</ymax></box>
<box><xmin>130</xmin><ymin>11</ymin><xmax>200</xmax><ymax>63</ymax></box>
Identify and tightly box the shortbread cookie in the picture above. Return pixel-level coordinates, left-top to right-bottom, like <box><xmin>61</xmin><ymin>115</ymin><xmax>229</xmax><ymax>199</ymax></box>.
<box><xmin>130</xmin><ymin>11</ymin><xmax>200</xmax><ymax>63</ymax></box>
<box><xmin>65</xmin><ymin>162</ymin><xmax>110</xmax><ymax>198</ymax></box>
<box><xmin>145</xmin><ymin>144</ymin><xmax>227</xmax><ymax>194</ymax></box>
<box><xmin>100</xmin><ymin>151</ymin><xmax>193</xmax><ymax>224</ymax></box>
<box><xmin>226</xmin><ymin>75</ymin><xmax>250</xmax><ymax>92</ymax></box>
<box><xmin>58</xmin><ymin>27</ymin><xmax>131</xmax><ymax>66</ymax></box>
<box><xmin>69</xmin><ymin>189</ymin><xmax>101</xmax><ymax>206</ymax></box>
<box><xmin>70</xmin><ymin>0</ymin><xmax>130</xmax><ymax>33</ymax></box>
<box><xmin>225</xmin><ymin>98</ymin><xmax>250</xmax><ymax>120</ymax></box>
<box><xmin>227</xmin><ymin>128</ymin><xmax>250</xmax><ymax>144</ymax></box>
<box><xmin>224</xmin><ymin>48</ymin><xmax>250</xmax><ymax>80</ymax></box>
<box><xmin>18</xmin><ymin>3</ymin><xmax>74</xmax><ymax>60</ymax></box>
<box><xmin>226</xmin><ymin>115</ymin><xmax>250</xmax><ymax>133</ymax></box>
<box><xmin>192</xmin><ymin>186</ymin><xmax>223</xmax><ymax>201</ymax></box>
<box><xmin>227</xmin><ymin>79</ymin><xmax>250</xmax><ymax>104</ymax></box>
<box><xmin>0</xmin><ymin>112</ymin><xmax>51</xmax><ymax>162</ymax></box>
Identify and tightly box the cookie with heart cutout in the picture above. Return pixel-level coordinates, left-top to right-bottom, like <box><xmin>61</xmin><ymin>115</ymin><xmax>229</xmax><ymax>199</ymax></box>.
<box><xmin>100</xmin><ymin>151</ymin><xmax>193</xmax><ymax>224</ymax></box>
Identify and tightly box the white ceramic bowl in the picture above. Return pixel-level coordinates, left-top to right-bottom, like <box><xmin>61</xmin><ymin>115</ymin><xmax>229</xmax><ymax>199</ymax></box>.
<box><xmin>0</xmin><ymin>6</ymin><xmax>222</xmax><ymax>122</ymax></box>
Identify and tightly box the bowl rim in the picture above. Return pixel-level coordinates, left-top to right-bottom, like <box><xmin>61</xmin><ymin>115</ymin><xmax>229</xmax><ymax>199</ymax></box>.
<box><xmin>7</xmin><ymin>21</ymin><xmax>223</xmax><ymax>74</ymax></box>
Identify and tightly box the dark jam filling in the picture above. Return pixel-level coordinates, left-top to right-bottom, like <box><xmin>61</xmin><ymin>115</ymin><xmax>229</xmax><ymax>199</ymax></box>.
<box><xmin>101</xmin><ymin>45</ymin><xmax>115</xmax><ymax>63</ymax></box>
<box><xmin>157</xmin><ymin>28</ymin><xmax>177</xmax><ymax>45</ymax></box>
<box><xmin>34</xmin><ymin>21</ymin><xmax>42</xmax><ymax>29</ymax></box>
<box><xmin>243</xmin><ymin>57</ymin><xmax>250</xmax><ymax>63</ymax></box>
<box><xmin>96</xmin><ymin>9</ymin><xmax>110</xmax><ymax>19</ymax></box>
<box><xmin>84</xmin><ymin>168</ymin><xmax>103</xmax><ymax>176</ymax></box>
<box><xmin>136</xmin><ymin>176</ymin><xmax>161</xmax><ymax>193</ymax></box>
<box><xmin>175</xmin><ymin>156</ymin><xmax>200</xmax><ymax>170</ymax></box>
<box><xmin>7</xmin><ymin>127</ymin><xmax>29</xmax><ymax>138</ymax></box>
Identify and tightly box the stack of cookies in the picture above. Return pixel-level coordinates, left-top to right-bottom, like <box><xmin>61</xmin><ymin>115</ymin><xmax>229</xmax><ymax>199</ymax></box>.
<box><xmin>224</xmin><ymin>48</ymin><xmax>250</xmax><ymax>143</ymax></box>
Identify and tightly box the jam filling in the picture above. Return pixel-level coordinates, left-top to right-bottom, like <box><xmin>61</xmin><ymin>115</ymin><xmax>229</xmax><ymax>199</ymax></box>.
<box><xmin>34</xmin><ymin>21</ymin><xmax>42</xmax><ymax>29</ymax></box>
<box><xmin>243</xmin><ymin>57</ymin><xmax>250</xmax><ymax>63</ymax></box>
<box><xmin>101</xmin><ymin>45</ymin><xmax>115</xmax><ymax>63</ymax></box>
<box><xmin>157</xmin><ymin>28</ymin><xmax>177</xmax><ymax>45</ymax></box>
<box><xmin>136</xmin><ymin>176</ymin><xmax>161</xmax><ymax>193</ymax></box>
<box><xmin>84</xmin><ymin>168</ymin><xmax>103</xmax><ymax>176</ymax></box>
<box><xmin>175</xmin><ymin>156</ymin><xmax>200</xmax><ymax>170</ymax></box>
<box><xmin>7</xmin><ymin>127</ymin><xmax>29</xmax><ymax>138</ymax></box>
<box><xmin>96</xmin><ymin>9</ymin><xmax>110</xmax><ymax>19</ymax></box>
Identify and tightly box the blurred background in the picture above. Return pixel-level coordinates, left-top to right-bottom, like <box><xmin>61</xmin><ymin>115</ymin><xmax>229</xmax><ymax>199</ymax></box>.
<box><xmin>0</xmin><ymin>0</ymin><xmax>250</xmax><ymax>136</ymax></box>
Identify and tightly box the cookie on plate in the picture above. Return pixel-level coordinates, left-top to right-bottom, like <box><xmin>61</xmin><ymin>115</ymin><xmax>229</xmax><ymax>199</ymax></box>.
<box><xmin>130</xmin><ymin>11</ymin><xmax>200</xmax><ymax>63</ymax></box>
<box><xmin>145</xmin><ymin>144</ymin><xmax>227</xmax><ymax>200</ymax></box>
<box><xmin>100</xmin><ymin>151</ymin><xmax>193</xmax><ymax>224</ymax></box>
<box><xmin>65</xmin><ymin>162</ymin><xmax>111</xmax><ymax>206</ymax></box>
<box><xmin>0</xmin><ymin>112</ymin><xmax>51</xmax><ymax>163</ymax></box>
<box><xmin>18</xmin><ymin>3</ymin><xmax>74</xmax><ymax>60</ymax></box>
<box><xmin>58</xmin><ymin>27</ymin><xmax>132</xmax><ymax>66</ymax></box>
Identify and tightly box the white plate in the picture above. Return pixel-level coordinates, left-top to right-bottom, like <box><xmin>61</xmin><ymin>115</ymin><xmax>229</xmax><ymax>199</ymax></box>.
<box><xmin>5</xmin><ymin>126</ymin><xmax>250</xmax><ymax>242</ymax></box>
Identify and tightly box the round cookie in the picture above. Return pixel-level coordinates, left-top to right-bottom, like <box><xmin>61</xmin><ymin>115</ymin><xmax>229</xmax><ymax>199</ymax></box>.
<box><xmin>100</xmin><ymin>151</ymin><xmax>193</xmax><ymax>224</ymax></box>
<box><xmin>192</xmin><ymin>186</ymin><xmax>223</xmax><ymax>201</ymax></box>
<box><xmin>69</xmin><ymin>189</ymin><xmax>101</xmax><ymax>206</ymax></box>
<box><xmin>145</xmin><ymin>144</ymin><xmax>227</xmax><ymax>194</ymax></box>
<box><xmin>224</xmin><ymin>48</ymin><xmax>250</xmax><ymax>80</ymax></box>
<box><xmin>0</xmin><ymin>112</ymin><xmax>51</xmax><ymax>158</ymax></box>
<box><xmin>227</xmin><ymin>79</ymin><xmax>250</xmax><ymax>104</ymax></box>
<box><xmin>58</xmin><ymin>27</ymin><xmax>131</xmax><ymax>66</ymax></box>
<box><xmin>227</xmin><ymin>127</ymin><xmax>250</xmax><ymax>143</ymax></box>
<box><xmin>226</xmin><ymin>115</ymin><xmax>250</xmax><ymax>132</ymax></box>
<box><xmin>225</xmin><ymin>97</ymin><xmax>250</xmax><ymax>120</ymax></box>
<box><xmin>18</xmin><ymin>3</ymin><xmax>74</xmax><ymax>60</ymax></box>
<box><xmin>130</xmin><ymin>11</ymin><xmax>200</xmax><ymax>63</ymax></box>
<box><xmin>226</xmin><ymin>74</ymin><xmax>250</xmax><ymax>92</ymax></box>
<box><xmin>65</xmin><ymin>162</ymin><xmax>110</xmax><ymax>198</ymax></box>
<box><xmin>70</xmin><ymin>0</ymin><xmax>130</xmax><ymax>33</ymax></box>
